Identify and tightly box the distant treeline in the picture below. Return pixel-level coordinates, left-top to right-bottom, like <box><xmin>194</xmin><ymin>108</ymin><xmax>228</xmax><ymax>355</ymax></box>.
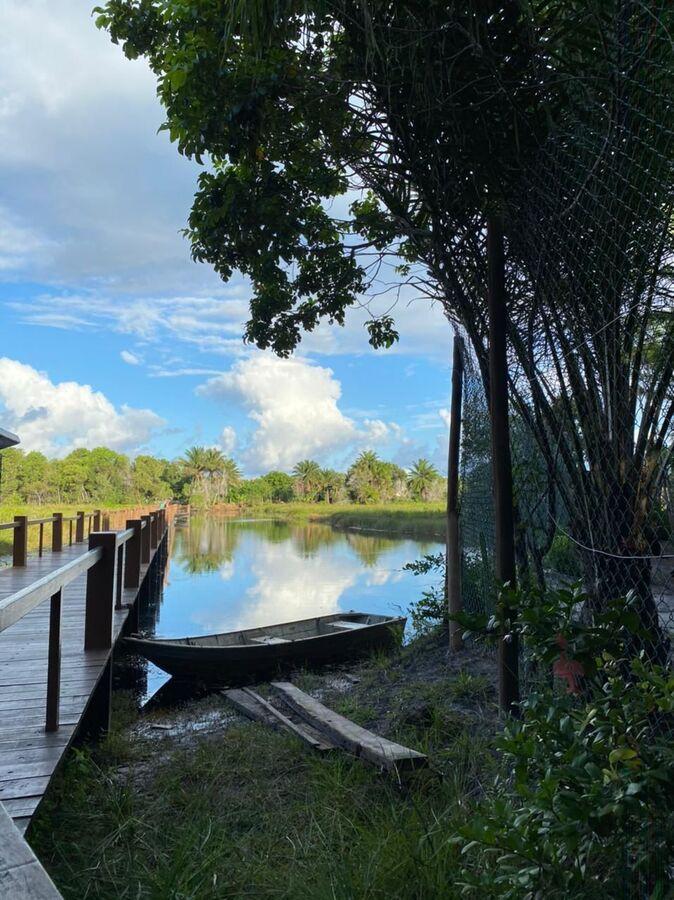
<box><xmin>0</xmin><ymin>445</ymin><xmax>446</xmax><ymax>507</ymax></box>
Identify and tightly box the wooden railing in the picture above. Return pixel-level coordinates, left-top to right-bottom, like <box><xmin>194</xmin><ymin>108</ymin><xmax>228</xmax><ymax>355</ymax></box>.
<box><xmin>0</xmin><ymin>504</ymin><xmax>175</xmax><ymax>566</ymax></box>
<box><xmin>0</xmin><ymin>506</ymin><xmax>174</xmax><ymax>733</ymax></box>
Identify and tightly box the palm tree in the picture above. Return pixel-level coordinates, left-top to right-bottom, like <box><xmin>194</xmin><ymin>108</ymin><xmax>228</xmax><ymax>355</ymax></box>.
<box><xmin>292</xmin><ymin>459</ymin><xmax>322</xmax><ymax>499</ymax></box>
<box><xmin>346</xmin><ymin>450</ymin><xmax>386</xmax><ymax>503</ymax></box>
<box><xmin>180</xmin><ymin>446</ymin><xmax>210</xmax><ymax>499</ymax></box>
<box><xmin>221</xmin><ymin>456</ymin><xmax>242</xmax><ymax>502</ymax></box>
<box><xmin>319</xmin><ymin>468</ymin><xmax>344</xmax><ymax>504</ymax></box>
<box><xmin>407</xmin><ymin>458</ymin><xmax>440</xmax><ymax>501</ymax></box>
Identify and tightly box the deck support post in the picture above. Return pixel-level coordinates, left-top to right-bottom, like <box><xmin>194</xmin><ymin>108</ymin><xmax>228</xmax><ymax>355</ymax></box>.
<box><xmin>52</xmin><ymin>513</ymin><xmax>63</xmax><ymax>552</ymax></box>
<box><xmin>124</xmin><ymin>519</ymin><xmax>142</xmax><ymax>588</ymax></box>
<box><xmin>150</xmin><ymin>514</ymin><xmax>159</xmax><ymax>549</ymax></box>
<box><xmin>93</xmin><ymin>509</ymin><xmax>102</xmax><ymax>531</ymax></box>
<box><xmin>13</xmin><ymin>516</ymin><xmax>28</xmax><ymax>567</ymax></box>
<box><xmin>140</xmin><ymin>515</ymin><xmax>151</xmax><ymax>564</ymax></box>
<box><xmin>86</xmin><ymin>658</ymin><xmax>112</xmax><ymax>738</ymax></box>
<box><xmin>115</xmin><ymin>543</ymin><xmax>125</xmax><ymax>610</ymax></box>
<box><xmin>75</xmin><ymin>512</ymin><xmax>85</xmax><ymax>543</ymax></box>
<box><xmin>45</xmin><ymin>589</ymin><xmax>62</xmax><ymax>732</ymax></box>
<box><xmin>84</xmin><ymin>532</ymin><xmax>117</xmax><ymax>651</ymax></box>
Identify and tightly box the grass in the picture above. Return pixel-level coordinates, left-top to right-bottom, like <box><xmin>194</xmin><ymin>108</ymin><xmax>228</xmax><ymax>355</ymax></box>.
<box><xmin>241</xmin><ymin>501</ymin><xmax>446</xmax><ymax>541</ymax></box>
<box><xmin>29</xmin><ymin>634</ymin><xmax>499</xmax><ymax>899</ymax></box>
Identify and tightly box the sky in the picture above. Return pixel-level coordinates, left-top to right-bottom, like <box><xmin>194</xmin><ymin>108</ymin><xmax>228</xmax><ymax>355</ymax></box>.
<box><xmin>0</xmin><ymin>0</ymin><xmax>452</xmax><ymax>476</ymax></box>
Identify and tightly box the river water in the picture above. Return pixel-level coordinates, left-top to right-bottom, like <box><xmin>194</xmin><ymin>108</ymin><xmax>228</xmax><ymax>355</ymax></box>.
<box><xmin>137</xmin><ymin>515</ymin><xmax>444</xmax><ymax>699</ymax></box>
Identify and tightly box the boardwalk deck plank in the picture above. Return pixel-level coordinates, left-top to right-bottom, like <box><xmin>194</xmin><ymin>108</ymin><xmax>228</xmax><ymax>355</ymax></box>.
<box><xmin>0</xmin><ymin>532</ymin><xmax>167</xmax><ymax>835</ymax></box>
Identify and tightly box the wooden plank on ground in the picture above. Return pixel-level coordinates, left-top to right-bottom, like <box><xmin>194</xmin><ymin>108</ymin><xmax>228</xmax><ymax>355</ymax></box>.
<box><xmin>223</xmin><ymin>689</ymin><xmax>335</xmax><ymax>752</ymax></box>
<box><xmin>271</xmin><ymin>682</ymin><xmax>427</xmax><ymax>772</ymax></box>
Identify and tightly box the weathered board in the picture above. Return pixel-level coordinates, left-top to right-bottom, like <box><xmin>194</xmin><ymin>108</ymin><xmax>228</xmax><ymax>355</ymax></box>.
<box><xmin>0</xmin><ymin>800</ymin><xmax>61</xmax><ymax>898</ymax></box>
<box><xmin>271</xmin><ymin>682</ymin><xmax>427</xmax><ymax>773</ymax></box>
<box><xmin>223</xmin><ymin>688</ymin><xmax>335</xmax><ymax>752</ymax></box>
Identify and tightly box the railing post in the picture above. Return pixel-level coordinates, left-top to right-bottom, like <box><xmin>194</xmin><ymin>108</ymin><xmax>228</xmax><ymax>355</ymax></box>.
<box><xmin>13</xmin><ymin>516</ymin><xmax>27</xmax><ymax>567</ymax></box>
<box><xmin>93</xmin><ymin>509</ymin><xmax>102</xmax><ymax>531</ymax></box>
<box><xmin>124</xmin><ymin>519</ymin><xmax>142</xmax><ymax>588</ymax></box>
<box><xmin>84</xmin><ymin>533</ymin><xmax>117</xmax><ymax>651</ymax></box>
<box><xmin>102</xmin><ymin>514</ymin><xmax>110</xmax><ymax>531</ymax></box>
<box><xmin>52</xmin><ymin>512</ymin><xmax>63</xmax><ymax>552</ymax></box>
<box><xmin>75</xmin><ymin>511</ymin><xmax>85</xmax><ymax>543</ymax></box>
<box><xmin>45</xmin><ymin>589</ymin><xmax>62</xmax><ymax>732</ymax></box>
<box><xmin>141</xmin><ymin>515</ymin><xmax>151</xmax><ymax>564</ymax></box>
<box><xmin>150</xmin><ymin>512</ymin><xmax>159</xmax><ymax>549</ymax></box>
<box><xmin>115</xmin><ymin>543</ymin><xmax>125</xmax><ymax>610</ymax></box>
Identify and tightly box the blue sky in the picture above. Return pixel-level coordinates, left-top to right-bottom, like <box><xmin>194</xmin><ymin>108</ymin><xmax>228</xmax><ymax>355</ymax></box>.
<box><xmin>0</xmin><ymin>0</ymin><xmax>451</xmax><ymax>476</ymax></box>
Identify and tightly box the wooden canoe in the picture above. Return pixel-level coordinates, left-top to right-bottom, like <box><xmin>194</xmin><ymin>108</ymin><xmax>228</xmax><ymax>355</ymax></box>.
<box><xmin>125</xmin><ymin>612</ymin><xmax>405</xmax><ymax>684</ymax></box>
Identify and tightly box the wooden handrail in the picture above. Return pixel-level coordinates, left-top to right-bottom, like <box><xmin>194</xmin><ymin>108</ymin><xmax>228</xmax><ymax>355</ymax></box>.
<box><xmin>0</xmin><ymin>506</ymin><xmax>172</xmax><ymax>735</ymax></box>
<box><xmin>0</xmin><ymin>521</ymin><xmax>18</xmax><ymax>531</ymax></box>
<box><xmin>26</xmin><ymin>516</ymin><xmax>57</xmax><ymax>526</ymax></box>
<box><xmin>0</xmin><ymin>547</ymin><xmax>103</xmax><ymax>633</ymax></box>
<box><xmin>116</xmin><ymin>527</ymin><xmax>135</xmax><ymax>545</ymax></box>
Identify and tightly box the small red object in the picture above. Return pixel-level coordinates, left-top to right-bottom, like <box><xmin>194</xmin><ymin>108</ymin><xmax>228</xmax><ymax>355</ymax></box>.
<box><xmin>552</xmin><ymin>634</ymin><xmax>585</xmax><ymax>694</ymax></box>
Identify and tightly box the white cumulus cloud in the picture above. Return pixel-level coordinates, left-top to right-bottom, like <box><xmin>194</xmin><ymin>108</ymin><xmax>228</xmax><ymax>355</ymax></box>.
<box><xmin>0</xmin><ymin>357</ymin><xmax>165</xmax><ymax>456</ymax></box>
<box><xmin>197</xmin><ymin>355</ymin><xmax>407</xmax><ymax>472</ymax></box>
<box><xmin>219</xmin><ymin>425</ymin><xmax>237</xmax><ymax>454</ymax></box>
<box><xmin>120</xmin><ymin>349</ymin><xmax>142</xmax><ymax>366</ymax></box>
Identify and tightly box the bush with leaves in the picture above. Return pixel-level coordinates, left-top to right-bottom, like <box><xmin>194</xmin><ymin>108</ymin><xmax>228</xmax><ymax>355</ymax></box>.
<box><xmin>403</xmin><ymin>553</ymin><xmax>447</xmax><ymax>633</ymax></box>
<box><xmin>453</xmin><ymin>586</ymin><xmax>674</xmax><ymax>897</ymax></box>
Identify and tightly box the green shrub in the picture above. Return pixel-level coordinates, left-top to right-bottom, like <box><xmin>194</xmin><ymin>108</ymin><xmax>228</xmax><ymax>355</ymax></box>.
<box><xmin>543</xmin><ymin>530</ymin><xmax>583</xmax><ymax>577</ymax></box>
<box><xmin>453</xmin><ymin>586</ymin><xmax>674</xmax><ymax>897</ymax></box>
<box><xmin>404</xmin><ymin>553</ymin><xmax>447</xmax><ymax>632</ymax></box>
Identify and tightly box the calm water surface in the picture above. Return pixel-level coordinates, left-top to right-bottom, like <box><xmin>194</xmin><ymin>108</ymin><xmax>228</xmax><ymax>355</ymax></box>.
<box><xmin>139</xmin><ymin>516</ymin><xmax>443</xmax><ymax>698</ymax></box>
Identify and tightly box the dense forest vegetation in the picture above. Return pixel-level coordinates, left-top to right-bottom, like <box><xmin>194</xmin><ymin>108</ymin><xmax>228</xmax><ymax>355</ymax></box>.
<box><xmin>0</xmin><ymin>445</ymin><xmax>445</xmax><ymax>507</ymax></box>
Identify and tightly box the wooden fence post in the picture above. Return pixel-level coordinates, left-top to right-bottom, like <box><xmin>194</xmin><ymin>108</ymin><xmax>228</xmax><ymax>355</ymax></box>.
<box><xmin>45</xmin><ymin>589</ymin><xmax>62</xmax><ymax>732</ymax></box>
<box><xmin>447</xmin><ymin>334</ymin><xmax>464</xmax><ymax>652</ymax></box>
<box><xmin>93</xmin><ymin>509</ymin><xmax>102</xmax><ymax>531</ymax></box>
<box><xmin>13</xmin><ymin>516</ymin><xmax>27</xmax><ymax>567</ymax></box>
<box><xmin>115</xmin><ymin>543</ymin><xmax>125</xmax><ymax>610</ymax></box>
<box><xmin>487</xmin><ymin>215</ymin><xmax>519</xmax><ymax>714</ymax></box>
<box><xmin>141</xmin><ymin>515</ymin><xmax>151</xmax><ymax>564</ymax></box>
<box><xmin>150</xmin><ymin>513</ymin><xmax>158</xmax><ymax>549</ymax></box>
<box><xmin>52</xmin><ymin>512</ymin><xmax>63</xmax><ymax>552</ymax></box>
<box><xmin>75</xmin><ymin>511</ymin><xmax>85</xmax><ymax>543</ymax></box>
<box><xmin>124</xmin><ymin>520</ymin><xmax>142</xmax><ymax>588</ymax></box>
<box><xmin>84</xmin><ymin>532</ymin><xmax>117</xmax><ymax>651</ymax></box>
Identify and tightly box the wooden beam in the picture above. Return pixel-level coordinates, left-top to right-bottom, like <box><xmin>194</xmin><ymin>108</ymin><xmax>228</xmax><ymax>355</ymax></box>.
<box><xmin>224</xmin><ymin>689</ymin><xmax>335</xmax><ymax>751</ymax></box>
<box><xmin>271</xmin><ymin>682</ymin><xmax>426</xmax><ymax>773</ymax></box>
<box><xmin>84</xmin><ymin>534</ymin><xmax>116</xmax><ymax>651</ymax></box>
<box><xmin>12</xmin><ymin>517</ymin><xmax>27</xmax><ymax>568</ymax></box>
<box><xmin>45</xmin><ymin>591</ymin><xmax>62</xmax><ymax>733</ymax></box>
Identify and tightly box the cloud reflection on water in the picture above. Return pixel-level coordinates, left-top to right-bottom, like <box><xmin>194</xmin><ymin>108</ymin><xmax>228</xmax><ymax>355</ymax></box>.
<box><xmin>158</xmin><ymin>516</ymin><xmax>442</xmax><ymax>638</ymax></box>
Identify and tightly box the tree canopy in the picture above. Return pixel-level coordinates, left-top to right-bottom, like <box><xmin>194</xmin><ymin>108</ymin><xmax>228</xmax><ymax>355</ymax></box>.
<box><xmin>0</xmin><ymin>444</ymin><xmax>444</xmax><ymax>507</ymax></box>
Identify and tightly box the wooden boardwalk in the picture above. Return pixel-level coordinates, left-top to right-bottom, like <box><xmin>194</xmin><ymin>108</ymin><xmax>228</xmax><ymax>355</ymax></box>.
<box><xmin>0</xmin><ymin>531</ymin><xmax>167</xmax><ymax>837</ymax></box>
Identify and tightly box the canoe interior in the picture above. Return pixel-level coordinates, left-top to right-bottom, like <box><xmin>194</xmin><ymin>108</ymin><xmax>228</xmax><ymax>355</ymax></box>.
<box><xmin>139</xmin><ymin>612</ymin><xmax>401</xmax><ymax>648</ymax></box>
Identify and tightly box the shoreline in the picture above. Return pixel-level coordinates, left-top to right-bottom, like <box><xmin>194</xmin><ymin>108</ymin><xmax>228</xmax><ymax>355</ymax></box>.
<box><xmin>29</xmin><ymin>630</ymin><xmax>498</xmax><ymax>898</ymax></box>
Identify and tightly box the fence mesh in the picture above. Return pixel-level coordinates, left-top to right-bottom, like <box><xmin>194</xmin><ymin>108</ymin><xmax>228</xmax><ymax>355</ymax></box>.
<box><xmin>454</xmin><ymin>2</ymin><xmax>674</xmax><ymax>688</ymax></box>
